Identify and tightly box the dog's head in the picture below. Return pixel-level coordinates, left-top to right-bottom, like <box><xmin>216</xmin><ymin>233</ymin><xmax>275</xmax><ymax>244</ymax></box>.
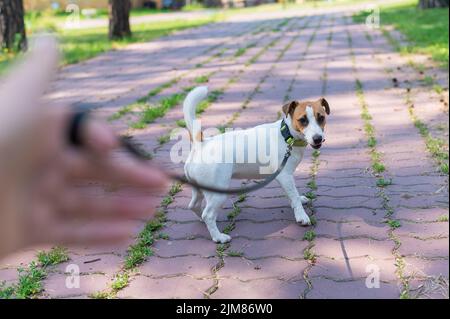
<box><xmin>282</xmin><ymin>98</ymin><xmax>330</xmax><ymax>149</ymax></box>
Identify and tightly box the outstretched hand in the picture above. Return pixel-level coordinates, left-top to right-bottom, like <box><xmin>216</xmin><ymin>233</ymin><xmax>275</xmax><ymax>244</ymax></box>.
<box><xmin>0</xmin><ymin>36</ymin><xmax>168</xmax><ymax>258</ymax></box>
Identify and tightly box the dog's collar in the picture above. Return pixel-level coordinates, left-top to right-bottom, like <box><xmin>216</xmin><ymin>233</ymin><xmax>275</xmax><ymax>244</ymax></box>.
<box><xmin>281</xmin><ymin>119</ymin><xmax>308</xmax><ymax>147</ymax></box>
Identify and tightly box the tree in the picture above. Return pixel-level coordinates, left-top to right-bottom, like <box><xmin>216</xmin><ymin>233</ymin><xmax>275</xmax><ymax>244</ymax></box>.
<box><xmin>109</xmin><ymin>0</ymin><xmax>131</xmax><ymax>40</ymax></box>
<box><xmin>0</xmin><ymin>0</ymin><xmax>27</xmax><ymax>52</ymax></box>
<box><xmin>418</xmin><ymin>0</ymin><xmax>449</xmax><ymax>8</ymax></box>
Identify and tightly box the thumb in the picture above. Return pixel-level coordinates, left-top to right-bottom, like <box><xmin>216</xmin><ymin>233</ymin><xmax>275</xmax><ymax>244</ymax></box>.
<box><xmin>0</xmin><ymin>34</ymin><xmax>60</xmax><ymax>143</ymax></box>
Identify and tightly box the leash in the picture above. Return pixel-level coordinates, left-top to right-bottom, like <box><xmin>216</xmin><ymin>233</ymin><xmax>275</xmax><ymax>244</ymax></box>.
<box><xmin>69</xmin><ymin>110</ymin><xmax>304</xmax><ymax>195</ymax></box>
<box><xmin>120</xmin><ymin>136</ymin><xmax>294</xmax><ymax>195</ymax></box>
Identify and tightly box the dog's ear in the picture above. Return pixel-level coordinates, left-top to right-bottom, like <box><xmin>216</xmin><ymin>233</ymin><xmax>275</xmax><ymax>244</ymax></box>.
<box><xmin>319</xmin><ymin>98</ymin><xmax>330</xmax><ymax>115</ymax></box>
<box><xmin>282</xmin><ymin>101</ymin><xmax>299</xmax><ymax>116</ymax></box>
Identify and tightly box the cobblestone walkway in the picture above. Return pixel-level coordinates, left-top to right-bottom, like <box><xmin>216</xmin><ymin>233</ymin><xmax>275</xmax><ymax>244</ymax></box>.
<box><xmin>1</xmin><ymin>7</ymin><xmax>448</xmax><ymax>299</ymax></box>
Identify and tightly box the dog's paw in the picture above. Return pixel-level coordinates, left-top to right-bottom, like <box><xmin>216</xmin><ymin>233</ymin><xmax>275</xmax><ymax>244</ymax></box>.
<box><xmin>295</xmin><ymin>214</ymin><xmax>311</xmax><ymax>226</ymax></box>
<box><xmin>300</xmin><ymin>196</ymin><xmax>310</xmax><ymax>204</ymax></box>
<box><xmin>212</xmin><ymin>233</ymin><xmax>232</xmax><ymax>243</ymax></box>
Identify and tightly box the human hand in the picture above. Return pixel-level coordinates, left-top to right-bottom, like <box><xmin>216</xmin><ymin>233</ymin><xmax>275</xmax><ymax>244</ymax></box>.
<box><xmin>0</xmin><ymin>36</ymin><xmax>168</xmax><ymax>258</ymax></box>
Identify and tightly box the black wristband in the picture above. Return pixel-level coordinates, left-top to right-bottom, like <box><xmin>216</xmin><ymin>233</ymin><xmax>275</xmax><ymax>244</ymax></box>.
<box><xmin>67</xmin><ymin>111</ymin><xmax>88</xmax><ymax>147</ymax></box>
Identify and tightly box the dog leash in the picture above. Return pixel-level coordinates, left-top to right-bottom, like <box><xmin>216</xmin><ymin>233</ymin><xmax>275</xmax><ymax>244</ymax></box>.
<box><xmin>69</xmin><ymin>110</ymin><xmax>301</xmax><ymax>195</ymax></box>
<box><xmin>120</xmin><ymin>136</ymin><xmax>294</xmax><ymax>195</ymax></box>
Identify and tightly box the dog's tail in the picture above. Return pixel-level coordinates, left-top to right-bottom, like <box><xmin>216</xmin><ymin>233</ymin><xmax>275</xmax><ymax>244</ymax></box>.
<box><xmin>183</xmin><ymin>86</ymin><xmax>208</xmax><ymax>144</ymax></box>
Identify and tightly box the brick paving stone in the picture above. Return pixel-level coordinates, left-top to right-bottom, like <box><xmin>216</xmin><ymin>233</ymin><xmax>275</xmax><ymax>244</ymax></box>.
<box><xmin>218</xmin><ymin>257</ymin><xmax>308</xmax><ymax>281</ymax></box>
<box><xmin>153</xmin><ymin>238</ymin><xmax>217</xmax><ymax>258</ymax></box>
<box><xmin>1</xmin><ymin>8</ymin><xmax>448</xmax><ymax>299</ymax></box>
<box><xmin>138</xmin><ymin>256</ymin><xmax>217</xmax><ymax>278</ymax></box>
<box><xmin>314</xmin><ymin>238</ymin><xmax>395</xmax><ymax>260</ymax></box>
<box><xmin>314</xmin><ymin>220</ymin><xmax>388</xmax><ymax>240</ymax></box>
<box><xmin>307</xmin><ymin>278</ymin><xmax>400</xmax><ymax>299</ymax></box>
<box><xmin>309</xmin><ymin>257</ymin><xmax>398</xmax><ymax>281</ymax></box>
<box><xmin>398</xmin><ymin>237</ymin><xmax>449</xmax><ymax>259</ymax></box>
<box><xmin>403</xmin><ymin>257</ymin><xmax>449</xmax><ymax>279</ymax></box>
<box><xmin>43</xmin><ymin>274</ymin><xmax>110</xmax><ymax>298</ymax></box>
<box><xmin>228</xmin><ymin>238</ymin><xmax>308</xmax><ymax>260</ymax></box>
<box><xmin>394</xmin><ymin>221</ymin><xmax>449</xmax><ymax>240</ymax></box>
<box><xmin>231</xmin><ymin>220</ymin><xmax>307</xmax><ymax>240</ymax></box>
<box><xmin>117</xmin><ymin>276</ymin><xmax>212</xmax><ymax>298</ymax></box>
<box><xmin>211</xmin><ymin>278</ymin><xmax>307</xmax><ymax>299</ymax></box>
<box><xmin>395</xmin><ymin>207</ymin><xmax>448</xmax><ymax>222</ymax></box>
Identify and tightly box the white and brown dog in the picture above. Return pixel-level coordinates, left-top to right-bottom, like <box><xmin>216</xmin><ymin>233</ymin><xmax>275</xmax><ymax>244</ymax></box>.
<box><xmin>183</xmin><ymin>86</ymin><xmax>330</xmax><ymax>243</ymax></box>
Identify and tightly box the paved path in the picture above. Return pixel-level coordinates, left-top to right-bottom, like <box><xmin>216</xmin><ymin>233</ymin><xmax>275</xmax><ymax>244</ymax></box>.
<box><xmin>0</xmin><ymin>5</ymin><xmax>448</xmax><ymax>299</ymax></box>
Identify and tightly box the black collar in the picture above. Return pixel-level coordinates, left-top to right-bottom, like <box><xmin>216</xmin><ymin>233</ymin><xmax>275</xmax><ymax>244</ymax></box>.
<box><xmin>280</xmin><ymin>119</ymin><xmax>308</xmax><ymax>147</ymax></box>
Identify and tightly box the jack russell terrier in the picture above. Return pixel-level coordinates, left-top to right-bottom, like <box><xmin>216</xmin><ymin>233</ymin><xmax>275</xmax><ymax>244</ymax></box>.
<box><xmin>183</xmin><ymin>86</ymin><xmax>330</xmax><ymax>243</ymax></box>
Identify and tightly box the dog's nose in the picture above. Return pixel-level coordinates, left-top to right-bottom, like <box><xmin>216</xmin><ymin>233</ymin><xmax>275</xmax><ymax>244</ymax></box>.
<box><xmin>313</xmin><ymin>135</ymin><xmax>323</xmax><ymax>145</ymax></box>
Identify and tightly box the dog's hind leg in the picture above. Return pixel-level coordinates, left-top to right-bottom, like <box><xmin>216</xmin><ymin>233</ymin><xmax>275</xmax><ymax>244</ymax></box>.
<box><xmin>202</xmin><ymin>193</ymin><xmax>231</xmax><ymax>243</ymax></box>
<box><xmin>300</xmin><ymin>196</ymin><xmax>310</xmax><ymax>204</ymax></box>
<box><xmin>188</xmin><ymin>188</ymin><xmax>204</xmax><ymax>218</ymax></box>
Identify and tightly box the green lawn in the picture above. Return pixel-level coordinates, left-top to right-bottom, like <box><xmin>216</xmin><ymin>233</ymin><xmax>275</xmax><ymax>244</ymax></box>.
<box><xmin>58</xmin><ymin>17</ymin><xmax>220</xmax><ymax>65</ymax></box>
<box><xmin>0</xmin><ymin>14</ymin><xmax>221</xmax><ymax>74</ymax></box>
<box><xmin>354</xmin><ymin>0</ymin><xmax>449</xmax><ymax>68</ymax></box>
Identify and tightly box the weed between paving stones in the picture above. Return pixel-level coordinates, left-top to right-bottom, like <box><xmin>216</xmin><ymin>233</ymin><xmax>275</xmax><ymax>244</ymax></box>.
<box><xmin>358</xmin><ymin>23</ymin><xmax>449</xmax><ymax>176</ymax></box>
<box><xmin>108</xmin><ymin>19</ymin><xmax>288</xmax><ymax>122</ymax></box>
<box><xmin>346</xmin><ymin>24</ymin><xmax>410</xmax><ymax>298</ymax></box>
<box><xmin>95</xmin><ymin>19</ymin><xmax>304</xmax><ymax>298</ymax></box>
<box><xmin>206</xmin><ymin>17</ymin><xmax>317</xmax><ymax>298</ymax></box>
<box><xmin>157</xmin><ymin>18</ymin><xmax>301</xmax><ymax>147</ymax></box>
<box><xmin>90</xmin><ymin>182</ymin><xmax>182</xmax><ymax>298</ymax></box>
<box><xmin>0</xmin><ymin>247</ymin><xmax>69</xmax><ymax>299</ymax></box>
<box><xmin>406</xmin><ymin>88</ymin><xmax>449</xmax><ymax>175</ymax></box>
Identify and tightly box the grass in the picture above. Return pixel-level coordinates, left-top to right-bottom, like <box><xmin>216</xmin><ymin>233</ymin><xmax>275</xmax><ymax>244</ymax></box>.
<box><xmin>123</xmin><ymin>182</ymin><xmax>181</xmax><ymax>271</ymax></box>
<box><xmin>111</xmin><ymin>273</ymin><xmax>129</xmax><ymax>291</ymax></box>
<box><xmin>387</xmin><ymin>219</ymin><xmax>402</xmax><ymax>229</ymax></box>
<box><xmin>353</xmin><ymin>0</ymin><xmax>449</xmax><ymax>68</ymax></box>
<box><xmin>407</xmin><ymin>100</ymin><xmax>449</xmax><ymax>174</ymax></box>
<box><xmin>14</xmin><ymin>262</ymin><xmax>47</xmax><ymax>299</ymax></box>
<box><xmin>1</xmin><ymin>16</ymin><xmax>221</xmax><ymax>74</ymax></box>
<box><xmin>194</xmin><ymin>74</ymin><xmax>210</xmax><ymax>84</ymax></box>
<box><xmin>196</xmin><ymin>89</ymin><xmax>224</xmax><ymax>114</ymax></box>
<box><xmin>377</xmin><ymin>178</ymin><xmax>393</xmax><ymax>187</ymax></box>
<box><xmin>303</xmin><ymin>230</ymin><xmax>316</xmax><ymax>242</ymax></box>
<box><xmin>56</xmin><ymin>17</ymin><xmax>221</xmax><ymax>66</ymax></box>
<box><xmin>306</xmin><ymin>180</ymin><xmax>317</xmax><ymax>190</ymax></box>
<box><xmin>131</xmin><ymin>93</ymin><xmax>186</xmax><ymax>129</ymax></box>
<box><xmin>304</xmin><ymin>191</ymin><xmax>316</xmax><ymax>200</ymax></box>
<box><xmin>420</xmin><ymin>75</ymin><xmax>435</xmax><ymax>86</ymax></box>
<box><xmin>0</xmin><ymin>246</ymin><xmax>71</xmax><ymax>298</ymax></box>
<box><xmin>437</xmin><ymin>215</ymin><xmax>449</xmax><ymax>222</ymax></box>
<box><xmin>37</xmin><ymin>246</ymin><xmax>69</xmax><ymax>267</ymax></box>
<box><xmin>303</xmin><ymin>248</ymin><xmax>316</xmax><ymax>262</ymax></box>
<box><xmin>158</xmin><ymin>134</ymin><xmax>170</xmax><ymax>145</ymax></box>
<box><xmin>176</xmin><ymin>119</ymin><xmax>187</xmax><ymax>128</ymax></box>
<box><xmin>355</xmin><ymin>78</ymin><xmax>386</xmax><ymax>175</ymax></box>
<box><xmin>158</xmin><ymin>233</ymin><xmax>170</xmax><ymax>240</ymax></box>
<box><xmin>227</xmin><ymin>251</ymin><xmax>244</xmax><ymax>257</ymax></box>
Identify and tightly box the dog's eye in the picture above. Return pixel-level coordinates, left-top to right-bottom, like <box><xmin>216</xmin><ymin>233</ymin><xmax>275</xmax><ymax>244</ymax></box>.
<box><xmin>317</xmin><ymin>114</ymin><xmax>325</xmax><ymax>124</ymax></box>
<box><xmin>299</xmin><ymin>117</ymin><xmax>308</xmax><ymax>126</ymax></box>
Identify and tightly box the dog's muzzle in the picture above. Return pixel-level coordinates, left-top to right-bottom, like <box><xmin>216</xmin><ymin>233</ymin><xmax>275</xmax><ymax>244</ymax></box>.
<box><xmin>311</xmin><ymin>142</ymin><xmax>322</xmax><ymax>149</ymax></box>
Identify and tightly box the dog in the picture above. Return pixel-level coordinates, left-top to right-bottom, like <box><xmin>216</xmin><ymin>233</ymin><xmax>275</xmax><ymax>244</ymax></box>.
<box><xmin>183</xmin><ymin>86</ymin><xmax>330</xmax><ymax>243</ymax></box>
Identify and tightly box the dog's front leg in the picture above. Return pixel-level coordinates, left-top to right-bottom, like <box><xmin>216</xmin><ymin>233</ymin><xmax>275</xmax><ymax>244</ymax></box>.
<box><xmin>276</xmin><ymin>173</ymin><xmax>311</xmax><ymax>225</ymax></box>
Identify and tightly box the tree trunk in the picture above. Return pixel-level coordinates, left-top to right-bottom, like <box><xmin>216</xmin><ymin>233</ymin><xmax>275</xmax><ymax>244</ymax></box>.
<box><xmin>0</xmin><ymin>0</ymin><xmax>27</xmax><ymax>52</ymax></box>
<box><xmin>418</xmin><ymin>0</ymin><xmax>449</xmax><ymax>8</ymax></box>
<box><xmin>108</xmin><ymin>0</ymin><xmax>132</xmax><ymax>40</ymax></box>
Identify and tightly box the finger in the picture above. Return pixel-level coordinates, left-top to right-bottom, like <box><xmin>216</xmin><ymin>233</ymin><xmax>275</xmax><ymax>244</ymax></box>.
<box><xmin>0</xmin><ymin>35</ymin><xmax>59</xmax><ymax>140</ymax></box>
<box><xmin>62</xmin><ymin>149</ymin><xmax>169</xmax><ymax>189</ymax></box>
<box><xmin>56</xmin><ymin>188</ymin><xmax>160</xmax><ymax>221</ymax></box>
<box><xmin>81</xmin><ymin>118</ymin><xmax>120</xmax><ymax>155</ymax></box>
